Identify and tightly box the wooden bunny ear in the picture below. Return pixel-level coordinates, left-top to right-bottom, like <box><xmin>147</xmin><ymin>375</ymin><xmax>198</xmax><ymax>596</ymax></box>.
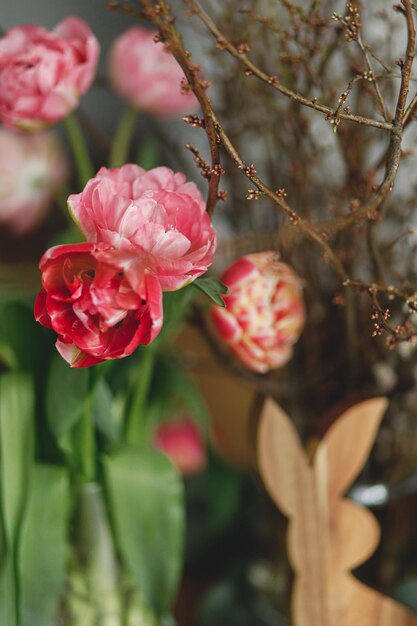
<box><xmin>314</xmin><ymin>398</ymin><xmax>388</xmax><ymax>500</ymax></box>
<box><xmin>258</xmin><ymin>398</ymin><xmax>310</xmax><ymax>516</ymax></box>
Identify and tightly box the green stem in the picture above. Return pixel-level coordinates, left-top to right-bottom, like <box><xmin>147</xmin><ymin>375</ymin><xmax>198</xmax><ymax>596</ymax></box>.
<box><xmin>64</xmin><ymin>113</ymin><xmax>95</xmax><ymax>190</ymax></box>
<box><xmin>109</xmin><ymin>106</ymin><xmax>138</xmax><ymax>168</ymax></box>
<box><xmin>125</xmin><ymin>349</ymin><xmax>155</xmax><ymax>448</ymax></box>
<box><xmin>136</xmin><ymin>137</ymin><xmax>160</xmax><ymax>170</ymax></box>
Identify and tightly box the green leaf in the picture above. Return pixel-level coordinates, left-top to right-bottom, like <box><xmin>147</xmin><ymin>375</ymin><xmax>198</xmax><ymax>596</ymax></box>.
<box><xmin>104</xmin><ymin>449</ymin><xmax>184</xmax><ymax>616</ymax></box>
<box><xmin>91</xmin><ymin>379</ymin><xmax>121</xmax><ymax>445</ymax></box>
<box><xmin>156</xmin><ymin>287</ymin><xmax>198</xmax><ymax>346</ymax></box>
<box><xmin>0</xmin><ymin>300</ymin><xmax>40</xmax><ymax>371</ymax></box>
<box><xmin>192</xmin><ymin>277</ymin><xmax>228</xmax><ymax>307</ymax></box>
<box><xmin>0</xmin><ymin>558</ymin><xmax>16</xmax><ymax>626</ymax></box>
<box><xmin>48</xmin><ymin>225</ymin><xmax>86</xmax><ymax>247</ymax></box>
<box><xmin>0</xmin><ymin>373</ymin><xmax>34</xmax><ymax>546</ymax></box>
<box><xmin>18</xmin><ymin>464</ymin><xmax>70</xmax><ymax>626</ymax></box>
<box><xmin>0</xmin><ymin>372</ymin><xmax>34</xmax><ymax>626</ymax></box>
<box><xmin>150</xmin><ymin>357</ymin><xmax>208</xmax><ymax>428</ymax></box>
<box><xmin>46</xmin><ymin>352</ymin><xmax>89</xmax><ymax>441</ymax></box>
<box><xmin>125</xmin><ymin>349</ymin><xmax>155</xmax><ymax>448</ymax></box>
<box><xmin>205</xmin><ymin>455</ymin><xmax>242</xmax><ymax>535</ymax></box>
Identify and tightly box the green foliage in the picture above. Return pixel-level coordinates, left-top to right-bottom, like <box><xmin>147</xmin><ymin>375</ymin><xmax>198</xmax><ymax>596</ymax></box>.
<box><xmin>158</xmin><ymin>286</ymin><xmax>197</xmax><ymax>345</ymax></box>
<box><xmin>0</xmin><ymin>300</ymin><xmax>40</xmax><ymax>371</ymax></box>
<box><xmin>46</xmin><ymin>352</ymin><xmax>89</xmax><ymax>442</ymax></box>
<box><xmin>192</xmin><ymin>277</ymin><xmax>228</xmax><ymax>307</ymax></box>
<box><xmin>49</xmin><ymin>225</ymin><xmax>86</xmax><ymax>247</ymax></box>
<box><xmin>19</xmin><ymin>464</ymin><xmax>70</xmax><ymax>626</ymax></box>
<box><xmin>0</xmin><ymin>373</ymin><xmax>33</xmax><ymax>625</ymax></box>
<box><xmin>204</xmin><ymin>454</ymin><xmax>243</xmax><ymax>535</ymax></box>
<box><xmin>150</xmin><ymin>355</ymin><xmax>208</xmax><ymax>429</ymax></box>
<box><xmin>104</xmin><ymin>449</ymin><xmax>185</xmax><ymax>617</ymax></box>
<box><xmin>125</xmin><ymin>349</ymin><xmax>156</xmax><ymax>448</ymax></box>
<box><xmin>0</xmin><ymin>374</ymin><xmax>34</xmax><ymax>550</ymax></box>
<box><xmin>91</xmin><ymin>379</ymin><xmax>122</xmax><ymax>446</ymax></box>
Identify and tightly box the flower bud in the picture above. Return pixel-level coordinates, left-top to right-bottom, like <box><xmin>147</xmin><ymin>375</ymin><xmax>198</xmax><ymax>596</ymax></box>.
<box><xmin>0</xmin><ymin>17</ymin><xmax>99</xmax><ymax>131</ymax></box>
<box><xmin>154</xmin><ymin>418</ymin><xmax>206</xmax><ymax>476</ymax></box>
<box><xmin>0</xmin><ymin>128</ymin><xmax>68</xmax><ymax>234</ymax></box>
<box><xmin>211</xmin><ymin>251</ymin><xmax>305</xmax><ymax>373</ymax></box>
<box><xmin>108</xmin><ymin>26</ymin><xmax>197</xmax><ymax>118</ymax></box>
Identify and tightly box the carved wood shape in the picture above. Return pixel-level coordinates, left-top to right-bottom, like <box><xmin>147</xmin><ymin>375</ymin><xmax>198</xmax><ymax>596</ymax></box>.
<box><xmin>258</xmin><ymin>398</ymin><xmax>417</xmax><ymax>626</ymax></box>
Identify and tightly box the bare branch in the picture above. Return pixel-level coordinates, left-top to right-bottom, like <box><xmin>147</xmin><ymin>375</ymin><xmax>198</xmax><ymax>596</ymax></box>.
<box><xmin>185</xmin><ymin>0</ymin><xmax>393</xmax><ymax>132</ymax></box>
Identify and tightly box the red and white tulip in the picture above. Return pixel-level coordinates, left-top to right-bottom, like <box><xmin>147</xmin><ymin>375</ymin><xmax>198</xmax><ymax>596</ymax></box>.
<box><xmin>211</xmin><ymin>251</ymin><xmax>305</xmax><ymax>373</ymax></box>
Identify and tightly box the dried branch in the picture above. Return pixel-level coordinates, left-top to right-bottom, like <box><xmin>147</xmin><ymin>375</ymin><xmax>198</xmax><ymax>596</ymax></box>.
<box><xmin>185</xmin><ymin>0</ymin><xmax>393</xmax><ymax>132</ymax></box>
<box><xmin>209</xmin><ymin>110</ymin><xmax>348</xmax><ymax>281</ymax></box>
<box><xmin>322</xmin><ymin>2</ymin><xmax>416</xmax><ymax>231</ymax></box>
<box><xmin>356</xmin><ymin>33</ymin><xmax>391</xmax><ymax>122</ymax></box>
<box><xmin>394</xmin><ymin>0</ymin><xmax>416</xmax><ymax>125</ymax></box>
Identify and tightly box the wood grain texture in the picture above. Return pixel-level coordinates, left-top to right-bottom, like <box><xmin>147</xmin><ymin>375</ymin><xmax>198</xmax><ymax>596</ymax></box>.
<box><xmin>258</xmin><ymin>397</ymin><xmax>417</xmax><ymax>626</ymax></box>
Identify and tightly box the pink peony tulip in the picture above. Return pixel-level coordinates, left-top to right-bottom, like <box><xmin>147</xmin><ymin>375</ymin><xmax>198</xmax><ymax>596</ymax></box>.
<box><xmin>34</xmin><ymin>242</ymin><xmax>162</xmax><ymax>367</ymax></box>
<box><xmin>211</xmin><ymin>252</ymin><xmax>305</xmax><ymax>373</ymax></box>
<box><xmin>68</xmin><ymin>164</ymin><xmax>216</xmax><ymax>291</ymax></box>
<box><xmin>0</xmin><ymin>17</ymin><xmax>99</xmax><ymax>131</ymax></box>
<box><xmin>154</xmin><ymin>418</ymin><xmax>206</xmax><ymax>476</ymax></box>
<box><xmin>0</xmin><ymin>128</ymin><xmax>68</xmax><ymax>234</ymax></box>
<box><xmin>108</xmin><ymin>26</ymin><xmax>197</xmax><ymax>117</ymax></box>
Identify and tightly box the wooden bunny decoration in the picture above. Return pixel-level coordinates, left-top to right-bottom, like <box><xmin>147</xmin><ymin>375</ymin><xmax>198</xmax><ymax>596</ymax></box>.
<box><xmin>258</xmin><ymin>397</ymin><xmax>417</xmax><ymax>626</ymax></box>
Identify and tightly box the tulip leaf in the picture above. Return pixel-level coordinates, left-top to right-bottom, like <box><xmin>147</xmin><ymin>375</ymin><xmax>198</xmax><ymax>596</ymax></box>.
<box><xmin>159</xmin><ymin>287</ymin><xmax>198</xmax><ymax>344</ymax></box>
<box><xmin>46</xmin><ymin>352</ymin><xmax>89</xmax><ymax>442</ymax></box>
<box><xmin>104</xmin><ymin>449</ymin><xmax>185</xmax><ymax>616</ymax></box>
<box><xmin>192</xmin><ymin>277</ymin><xmax>228</xmax><ymax>307</ymax></box>
<box><xmin>0</xmin><ymin>557</ymin><xmax>16</xmax><ymax>626</ymax></box>
<box><xmin>91</xmin><ymin>379</ymin><xmax>121</xmax><ymax>445</ymax></box>
<box><xmin>18</xmin><ymin>464</ymin><xmax>70</xmax><ymax>626</ymax></box>
<box><xmin>0</xmin><ymin>300</ymin><xmax>40</xmax><ymax>371</ymax></box>
<box><xmin>0</xmin><ymin>372</ymin><xmax>34</xmax><ymax>548</ymax></box>
<box><xmin>0</xmin><ymin>372</ymin><xmax>34</xmax><ymax>626</ymax></box>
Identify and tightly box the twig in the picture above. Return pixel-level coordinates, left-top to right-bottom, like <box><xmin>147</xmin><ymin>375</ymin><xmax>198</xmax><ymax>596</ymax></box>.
<box><xmin>185</xmin><ymin>0</ymin><xmax>393</xmax><ymax>132</ymax></box>
<box><xmin>394</xmin><ymin>0</ymin><xmax>416</xmax><ymax>125</ymax></box>
<box><xmin>356</xmin><ymin>33</ymin><xmax>391</xmax><ymax>121</ymax></box>
<box><xmin>404</xmin><ymin>90</ymin><xmax>417</xmax><ymax>124</ymax></box>
<box><xmin>209</xmin><ymin>110</ymin><xmax>348</xmax><ymax>281</ymax></box>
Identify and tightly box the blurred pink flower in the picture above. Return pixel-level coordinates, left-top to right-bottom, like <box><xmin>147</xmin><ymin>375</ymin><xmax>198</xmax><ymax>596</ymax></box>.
<box><xmin>154</xmin><ymin>418</ymin><xmax>206</xmax><ymax>476</ymax></box>
<box><xmin>0</xmin><ymin>128</ymin><xmax>68</xmax><ymax>234</ymax></box>
<box><xmin>108</xmin><ymin>26</ymin><xmax>197</xmax><ymax>117</ymax></box>
<box><xmin>68</xmin><ymin>164</ymin><xmax>216</xmax><ymax>291</ymax></box>
<box><xmin>0</xmin><ymin>17</ymin><xmax>99</xmax><ymax>131</ymax></box>
<box><xmin>211</xmin><ymin>251</ymin><xmax>305</xmax><ymax>373</ymax></box>
<box><xmin>35</xmin><ymin>242</ymin><xmax>162</xmax><ymax>367</ymax></box>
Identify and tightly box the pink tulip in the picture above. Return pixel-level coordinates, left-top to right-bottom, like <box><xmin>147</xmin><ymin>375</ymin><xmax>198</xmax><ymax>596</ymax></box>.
<box><xmin>0</xmin><ymin>128</ymin><xmax>68</xmax><ymax>234</ymax></box>
<box><xmin>211</xmin><ymin>252</ymin><xmax>305</xmax><ymax>373</ymax></box>
<box><xmin>108</xmin><ymin>26</ymin><xmax>197</xmax><ymax>117</ymax></box>
<box><xmin>68</xmin><ymin>164</ymin><xmax>216</xmax><ymax>291</ymax></box>
<box><xmin>0</xmin><ymin>17</ymin><xmax>99</xmax><ymax>131</ymax></box>
<box><xmin>154</xmin><ymin>418</ymin><xmax>206</xmax><ymax>476</ymax></box>
<box><xmin>34</xmin><ymin>242</ymin><xmax>162</xmax><ymax>367</ymax></box>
